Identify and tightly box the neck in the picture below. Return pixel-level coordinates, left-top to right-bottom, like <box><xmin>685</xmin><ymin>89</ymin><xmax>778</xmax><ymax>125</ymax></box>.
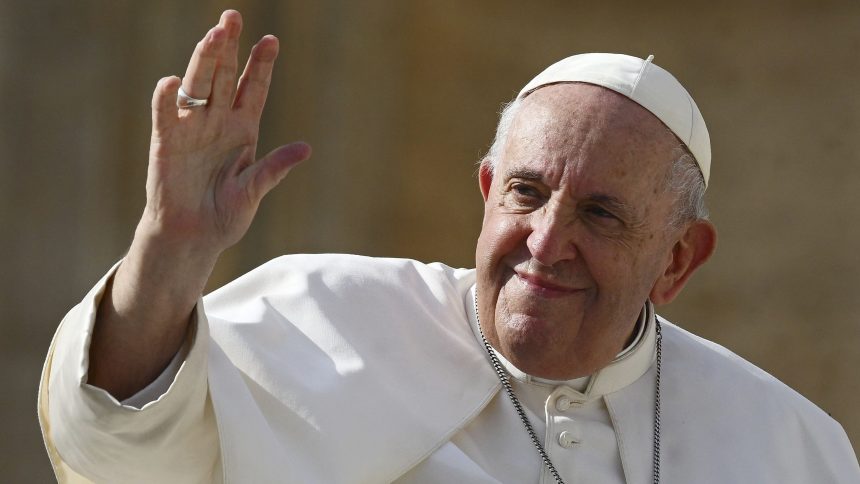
<box><xmin>468</xmin><ymin>288</ymin><xmax>656</xmax><ymax>394</ymax></box>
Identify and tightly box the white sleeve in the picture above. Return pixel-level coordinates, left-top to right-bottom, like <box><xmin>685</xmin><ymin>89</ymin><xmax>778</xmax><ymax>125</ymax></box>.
<box><xmin>38</xmin><ymin>262</ymin><xmax>222</xmax><ymax>484</ymax></box>
<box><xmin>120</xmin><ymin>330</ymin><xmax>189</xmax><ymax>409</ymax></box>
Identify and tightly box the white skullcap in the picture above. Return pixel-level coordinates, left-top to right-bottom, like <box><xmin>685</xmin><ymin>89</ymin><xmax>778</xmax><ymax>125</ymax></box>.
<box><xmin>518</xmin><ymin>53</ymin><xmax>711</xmax><ymax>187</ymax></box>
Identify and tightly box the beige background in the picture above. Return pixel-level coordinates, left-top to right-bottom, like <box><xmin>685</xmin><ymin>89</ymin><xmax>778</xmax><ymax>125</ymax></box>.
<box><xmin>2</xmin><ymin>0</ymin><xmax>859</xmax><ymax>480</ymax></box>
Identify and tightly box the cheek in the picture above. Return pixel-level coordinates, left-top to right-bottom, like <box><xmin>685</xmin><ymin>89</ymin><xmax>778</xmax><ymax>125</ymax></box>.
<box><xmin>577</xmin><ymin>236</ymin><xmax>645</xmax><ymax>290</ymax></box>
<box><xmin>581</xmin><ymin>237</ymin><xmax>670</xmax><ymax>300</ymax></box>
<box><xmin>477</xmin><ymin>213</ymin><xmax>529</xmax><ymax>268</ymax></box>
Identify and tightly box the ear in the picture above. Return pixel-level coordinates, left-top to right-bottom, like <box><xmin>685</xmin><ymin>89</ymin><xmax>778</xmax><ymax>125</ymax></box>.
<box><xmin>479</xmin><ymin>161</ymin><xmax>494</xmax><ymax>202</ymax></box>
<box><xmin>649</xmin><ymin>220</ymin><xmax>717</xmax><ymax>305</ymax></box>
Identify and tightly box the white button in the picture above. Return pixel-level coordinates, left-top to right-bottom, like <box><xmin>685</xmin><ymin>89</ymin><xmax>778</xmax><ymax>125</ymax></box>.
<box><xmin>555</xmin><ymin>396</ymin><xmax>572</xmax><ymax>411</ymax></box>
<box><xmin>558</xmin><ymin>430</ymin><xmax>578</xmax><ymax>448</ymax></box>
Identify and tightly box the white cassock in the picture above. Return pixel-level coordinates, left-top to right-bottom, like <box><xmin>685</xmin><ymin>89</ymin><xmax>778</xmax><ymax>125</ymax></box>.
<box><xmin>40</xmin><ymin>254</ymin><xmax>860</xmax><ymax>483</ymax></box>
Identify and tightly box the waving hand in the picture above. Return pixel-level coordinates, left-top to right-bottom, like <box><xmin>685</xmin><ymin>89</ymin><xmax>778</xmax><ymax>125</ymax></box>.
<box><xmin>145</xmin><ymin>9</ymin><xmax>310</xmax><ymax>253</ymax></box>
<box><xmin>88</xmin><ymin>10</ymin><xmax>310</xmax><ymax>399</ymax></box>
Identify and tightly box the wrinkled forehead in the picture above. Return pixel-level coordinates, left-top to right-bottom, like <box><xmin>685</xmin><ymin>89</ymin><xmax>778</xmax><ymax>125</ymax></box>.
<box><xmin>500</xmin><ymin>84</ymin><xmax>682</xmax><ymax>202</ymax></box>
<box><xmin>510</xmin><ymin>83</ymin><xmax>680</xmax><ymax>162</ymax></box>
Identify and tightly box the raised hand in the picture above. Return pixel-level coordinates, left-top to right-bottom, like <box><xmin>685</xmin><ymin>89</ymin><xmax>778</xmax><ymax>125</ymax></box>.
<box><xmin>88</xmin><ymin>10</ymin><xmax>309</xmax><ymax>399</ymax></box>
<box><xmin>143</xmin><ymin>9</ymin><xmax>311</xmax><ymax>257</ymax></box>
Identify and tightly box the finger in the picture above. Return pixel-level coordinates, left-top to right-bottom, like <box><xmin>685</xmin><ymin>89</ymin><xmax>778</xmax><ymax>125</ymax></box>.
<box><xmin>234</xmin><ymin>35</ymin><xmax>279</xmax><ymax>117</ymax></box>
<box><xmin>152</xmin><ymin>76</ymin><xmax>181</xmax><ymax>133</ymax></box>
<box><xmin>180</xmin><ymin>25</ymin><xmax>227</xmax><ymax>100</ymax></box>
<box><xmin>242</xmin><ymin>142</ymin><xmax>312</xmax><ymax>201</ymax></box>
<box><xmin>210</xmin><ymin>10</ymin><xmax>243</xmax><ymax>108</ymax></box>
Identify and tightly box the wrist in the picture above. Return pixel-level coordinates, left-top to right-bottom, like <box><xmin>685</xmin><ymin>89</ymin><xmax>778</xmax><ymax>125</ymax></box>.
<box><xmin>119</xmin><ymin>219</ymin><xmax>222</xmax><ymax>309</ymax></box>
<box><xmin>134</xmin><ymin>210</ymin><xmax>223</xmax><ymax>269</ymax></box>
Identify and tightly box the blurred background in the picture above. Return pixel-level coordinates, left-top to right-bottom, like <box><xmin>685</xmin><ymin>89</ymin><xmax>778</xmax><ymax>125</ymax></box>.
<box><xmin>2</xmin><ymin>0</ymin><xmax>859</xmax><ymax>480</ymax></box>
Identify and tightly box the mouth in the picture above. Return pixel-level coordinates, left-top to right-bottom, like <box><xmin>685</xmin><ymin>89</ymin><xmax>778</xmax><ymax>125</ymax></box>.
<box><xmin>514</xmin><ymin>271</ymin><xmax>582</xmax><ymax>298</ymax></box>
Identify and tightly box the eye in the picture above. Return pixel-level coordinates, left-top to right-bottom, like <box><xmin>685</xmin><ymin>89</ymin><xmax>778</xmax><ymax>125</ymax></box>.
<box><xmin>504</xmin><ymin>182</ymin><xmax>545</xmax><ymax>210</ymax></box>
<box><xmin>512</xmin><ymin>183</ymin><xmax>541</xmax><ymax>198</ymax></box>
<box><xmin>585</xmin><ymin>205</ymin><xmax>616</xmax><ymax>219</ymax></box>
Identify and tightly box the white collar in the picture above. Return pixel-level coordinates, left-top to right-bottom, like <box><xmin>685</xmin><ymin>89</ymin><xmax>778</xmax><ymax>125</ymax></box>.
<box><xmin>465</xmin><ymin>285</ymin><xmax>656</xmax><ymax>399</ymax></box>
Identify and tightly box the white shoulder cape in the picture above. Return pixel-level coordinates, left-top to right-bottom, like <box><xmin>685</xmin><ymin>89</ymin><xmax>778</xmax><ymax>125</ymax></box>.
<box><xmin>40</xmin><ymin>254</ymin><xmax>860</xmax><ymax>483</ymax></box>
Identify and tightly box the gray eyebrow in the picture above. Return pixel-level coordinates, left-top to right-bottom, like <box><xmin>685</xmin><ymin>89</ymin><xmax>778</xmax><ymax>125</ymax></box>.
<box><xmin>586</xmin><ymin>193</ymin><xmax>645</xmax><ymax>227</ymax></box>
<box><xmin>586</xmin><ymin>193</ymin><xmax>632</xmax><ymax>212</ymax></box>
<box><xmin>503</xmin><ymin>168</ymin><xmax>544</xmax><ymax>181</ymax></box>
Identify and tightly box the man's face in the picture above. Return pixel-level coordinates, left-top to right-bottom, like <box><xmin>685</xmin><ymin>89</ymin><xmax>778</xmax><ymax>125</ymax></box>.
<box><xmin>475</xmin><ymin>83</ymin><xmax>683</xmax><ymax>380</ymax></box>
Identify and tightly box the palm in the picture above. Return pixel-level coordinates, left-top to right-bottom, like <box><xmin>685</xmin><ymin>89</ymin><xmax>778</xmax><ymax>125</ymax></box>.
<box><xmin>143</xmin><ymin>10</ymin><xmax>310</xmax><ymax>254</ymax></box>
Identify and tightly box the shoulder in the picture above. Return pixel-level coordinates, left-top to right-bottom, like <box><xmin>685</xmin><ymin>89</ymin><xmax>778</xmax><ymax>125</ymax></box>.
<box><xmin>208</xmin><ymin>253</ymin><xmax>475</xmax><ymax>300</ymax></box>
<box><xmin>203</xmin><ymin>253</ymin><xmax>477</xmax><ymax>328</ymax></box>
<box><xmin>199</xmin><ymin>255</ymin><xmax>496</xmax><ymax>482</ymax></box>
<box><xmin>660</xmin><ymin>318</ymin><xmax>833</xmax><ymax>421</ymax></box>
<box><xmin>658</xmin><ymin>317</ymin><xmax>858</xmax><ymax>475</ymax></box>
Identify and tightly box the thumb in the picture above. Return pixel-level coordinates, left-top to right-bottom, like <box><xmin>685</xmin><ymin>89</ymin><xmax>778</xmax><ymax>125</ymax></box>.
<box><xmin>244</xmin><ymin>142</ymin><xmax>312</xmax><ymax>201</ymax></box>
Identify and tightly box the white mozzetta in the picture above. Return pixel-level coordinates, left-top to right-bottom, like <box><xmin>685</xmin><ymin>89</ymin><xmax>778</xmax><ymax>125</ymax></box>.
<box><xmin>41</xmin><ymin>254</ymin><xmax>859</xmax><ymax>483</ymax></box>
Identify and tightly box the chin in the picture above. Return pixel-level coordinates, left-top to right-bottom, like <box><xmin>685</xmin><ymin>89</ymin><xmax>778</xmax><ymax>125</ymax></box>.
<box><xmin>496</xmin><ymin>313</ymin><xmax>568</xmax><ymax>354</ymax></box>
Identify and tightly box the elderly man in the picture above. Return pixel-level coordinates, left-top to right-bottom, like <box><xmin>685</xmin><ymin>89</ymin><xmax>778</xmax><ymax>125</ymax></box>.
<box><xmin>40</xmin><ymin>10</ymin><xmax>859</xmax><ymax>483</ymax></box>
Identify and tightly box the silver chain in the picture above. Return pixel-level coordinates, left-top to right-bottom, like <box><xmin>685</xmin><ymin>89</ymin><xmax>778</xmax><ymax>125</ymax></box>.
<box><xmin>652</xmin><ymin>317</ymin><xmax>662</xmax><ymax>484</ymax></box>
<box><xmin>473</xmin><ymin>295</ymin><xmax>662</xmax><ymax>484</ymax></box>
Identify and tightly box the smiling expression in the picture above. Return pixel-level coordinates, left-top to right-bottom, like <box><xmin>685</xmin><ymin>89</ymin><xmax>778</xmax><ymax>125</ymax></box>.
<box><xmin>475</xmin><ymin>83</ymin><xmax>685</xmax><ymax>380</ymax></box>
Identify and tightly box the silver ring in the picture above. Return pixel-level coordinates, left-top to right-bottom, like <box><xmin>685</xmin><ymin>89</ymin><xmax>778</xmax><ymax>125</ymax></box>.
<box><xmin>177</xmin><ymin>86</ymin><xmax>208</xmax><ymax>108</ymax></box>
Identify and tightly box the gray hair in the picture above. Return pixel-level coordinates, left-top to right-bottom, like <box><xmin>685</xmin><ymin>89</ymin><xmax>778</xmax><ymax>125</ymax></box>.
<box><xmin>665</xmin><ymin>145</ymin><xmax>709</xmax><ymax>227</ymax></box>
<box><xmin>481</xmin><ymin>96</ymin><xmax>708</xmax><ymax>228</ymax></box>
<box><xmin>483</xmin><ymin>97</ymin><xmax>522</xmax><ymax>170</ymax></box>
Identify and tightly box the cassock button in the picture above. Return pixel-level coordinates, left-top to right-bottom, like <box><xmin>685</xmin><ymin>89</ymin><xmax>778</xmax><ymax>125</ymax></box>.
<box><xmin>558</xmin><ymin>430</ymin><xmax>579</xmax><ymax>448</ymax></box>
<box><xmin>555</xmin><ymin>396</ymin><xmax>572</xmax><ymax>411</ymax></box>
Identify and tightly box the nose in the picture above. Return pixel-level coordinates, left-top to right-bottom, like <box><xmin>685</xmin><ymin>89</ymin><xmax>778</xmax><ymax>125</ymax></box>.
<box><xmin>526</xmin><ymin>206</ymin><xmax>577</xmax><ymax>266</ymax></box>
